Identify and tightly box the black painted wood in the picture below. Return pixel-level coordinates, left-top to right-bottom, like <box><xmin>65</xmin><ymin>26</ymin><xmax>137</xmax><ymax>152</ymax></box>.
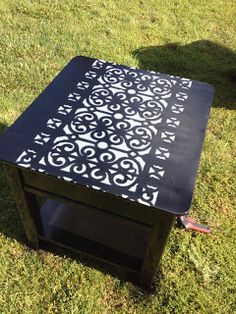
<box><xmin>38</xmin><ymin>199</ymin><xmax>150</xmax><ymax>260</ymax></box>
<box><xmin>4</xmin><ymin>164</ymin><xmax>38</xmax><ymax>248</ymax></box>
<box><xmin>37</xmin><ymin>237</ymin><xmax>140</xmax><ymax>282</ymax></box>
<box><xmin>0</xmin><ymin>56</ymin><xmax>214</xmax><ymax>215</ymax></box>
<box><xmin>37</xmin><ymin>199</ymin><xmax>150</xmax><ymax>269</ymax></box>
<box><xmin>140</xmin><ymin>216</ymin><xmax>175</xmax><ymax>288</ymax></box>
<box><xmin>22</xmin><ymin>167</ymin><xmax>170</xmax><ymax>225</ymax></box>
<box><xmin>0</xmin><ymin>56</ymin><xmax>214</xmax><ymax>288</ymax></box>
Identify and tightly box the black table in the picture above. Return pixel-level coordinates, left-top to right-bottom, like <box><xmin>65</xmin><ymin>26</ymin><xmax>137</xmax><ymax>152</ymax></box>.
<box><xmin>0</xmin><ymin>56</ymin><xmax>214</xmax><ymax>288</ymax></box>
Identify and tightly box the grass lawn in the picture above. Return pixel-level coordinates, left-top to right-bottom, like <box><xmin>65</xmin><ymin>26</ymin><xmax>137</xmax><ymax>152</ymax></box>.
<box><xmin>0</xmin><ymin>0</ymin><xmax>235</xmax><ymax>313</ymax></box>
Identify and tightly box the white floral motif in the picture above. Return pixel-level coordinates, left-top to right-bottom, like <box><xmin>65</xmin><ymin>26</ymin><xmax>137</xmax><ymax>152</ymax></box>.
<box><xmin>161</xmin><ymin>131</ymin><xmax>175</xmax><ymax>143</ymax></box>
<box><xmin>16</xmin><ymin>149</ymin><xmax>37</xmax><ymax>167</ymax></box>
<box><xmin>34</xmin><ymin>132</ymin><xmax>50</xmax><ymax>145</ymax></box>
<box><xmin>15</xmin><ymin>59</ymin><xmax>193</xmax><ymax>207</ymax></box>
<box><xmin>47</xmin><ymin>118</ymin><xmax>62</xmax><ymax>129</ymax></box>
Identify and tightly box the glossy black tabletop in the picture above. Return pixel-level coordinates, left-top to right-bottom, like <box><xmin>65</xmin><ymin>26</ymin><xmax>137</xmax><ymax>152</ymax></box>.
<box><xmin>0</xmin><ymin>56</ymin><xmax>214</xmax><ymax>215</ymax></box>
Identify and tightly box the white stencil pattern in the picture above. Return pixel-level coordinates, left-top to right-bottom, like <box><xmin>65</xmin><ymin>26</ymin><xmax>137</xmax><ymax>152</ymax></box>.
<box><xmin>16</xmin><ymin>59</ymin><xmax>192</xmax><ymax>207</ymax></box>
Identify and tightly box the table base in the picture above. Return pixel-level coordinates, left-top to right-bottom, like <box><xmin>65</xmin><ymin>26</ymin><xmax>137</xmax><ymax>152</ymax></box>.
<box><xmin>4</xmin><ymin>163</ymin><xmax>175</xmax><ymax>289</ymax></box>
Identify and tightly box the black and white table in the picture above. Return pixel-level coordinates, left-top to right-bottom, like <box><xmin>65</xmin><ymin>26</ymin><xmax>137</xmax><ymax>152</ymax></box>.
<box><xmin>0</xmin><ymin>56</ymin><xmax>214</xmax><ymax>287</ymax></box>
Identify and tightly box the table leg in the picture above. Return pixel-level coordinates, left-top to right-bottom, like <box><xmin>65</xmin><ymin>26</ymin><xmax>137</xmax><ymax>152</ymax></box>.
<box><xmin>140</xmin><ymin>215</ymin><xmax>175</xmax><ymax>288</ymax></box>
<box><xmin>4</xmin><ymin>164</ymin><xmax>38</xmax><ymax>249</ymax></box>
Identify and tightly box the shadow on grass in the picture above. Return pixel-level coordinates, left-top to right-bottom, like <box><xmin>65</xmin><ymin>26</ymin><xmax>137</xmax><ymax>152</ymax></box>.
<box><xmin>133</xmin><ymin>40</ymin><xmax>236</xmax><ymax>110</ymax></box>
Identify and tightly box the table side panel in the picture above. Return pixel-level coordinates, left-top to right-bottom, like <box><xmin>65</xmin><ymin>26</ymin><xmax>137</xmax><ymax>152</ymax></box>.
<box><xmin>21</xmin><ymin>168</ymin><xmax>172</xmax><ymax>225</ymax></box>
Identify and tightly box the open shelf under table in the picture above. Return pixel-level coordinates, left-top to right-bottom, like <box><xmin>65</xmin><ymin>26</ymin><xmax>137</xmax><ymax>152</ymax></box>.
<box><xmin>36</xmin><ymin>199</ymin><xmax>151</xmax><ymax>272</ymax></box>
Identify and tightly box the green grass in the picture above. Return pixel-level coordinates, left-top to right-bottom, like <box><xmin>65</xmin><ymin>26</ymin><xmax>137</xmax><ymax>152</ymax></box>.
<box><xmin>0</xmin><ymin>0</ymin><xmax>235</xmax><ymax>313</ymax></box>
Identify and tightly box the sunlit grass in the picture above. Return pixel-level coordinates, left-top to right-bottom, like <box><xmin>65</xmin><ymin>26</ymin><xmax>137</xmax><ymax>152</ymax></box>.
<box><xmin>0</xmin><ymin>0</ymin><xmax>235</xmax><ymax>313</ymax></box>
